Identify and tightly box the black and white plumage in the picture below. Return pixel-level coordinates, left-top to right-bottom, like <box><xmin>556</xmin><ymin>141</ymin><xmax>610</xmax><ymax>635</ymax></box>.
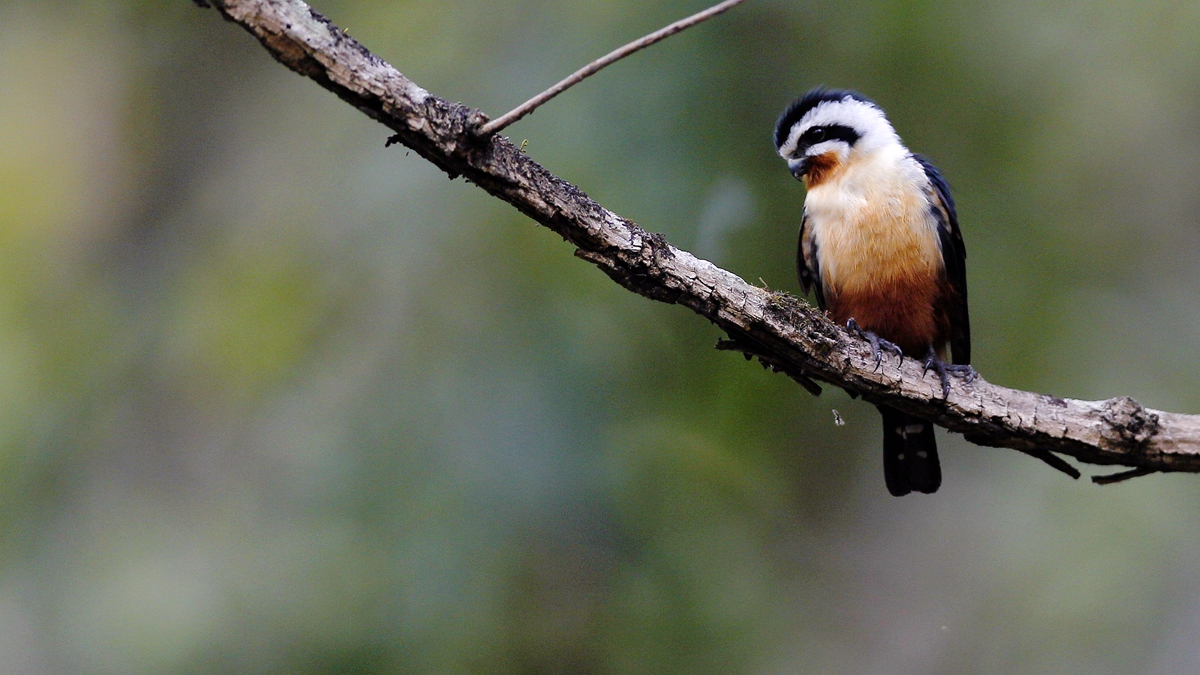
<box><xmin>775</xmin><ymin>88</ymin><xmax>972</xmax><ymax>496</ymax></box>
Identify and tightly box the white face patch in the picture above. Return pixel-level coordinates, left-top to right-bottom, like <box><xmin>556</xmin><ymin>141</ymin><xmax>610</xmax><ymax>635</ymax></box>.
<box><xmin>804</xmin><ymin>140</ymin><xmax>846</xmax><ymax>157</ymax></box>
<box><xmin>777</xmin><ymin>129</ymin><xmax>805</xmax><ymax>161</ymax></box>
<box><xmin>777</xmin><ymin>97</ymin><xmax>902</xmax><ymax>160</ymax></box>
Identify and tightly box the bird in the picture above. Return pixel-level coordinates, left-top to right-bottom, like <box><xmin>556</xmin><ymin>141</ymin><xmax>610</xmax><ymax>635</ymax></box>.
<box><xmin>774</xmin><ymin>88</ymin><xmax>973</xmax><ymax>496</ymax></box>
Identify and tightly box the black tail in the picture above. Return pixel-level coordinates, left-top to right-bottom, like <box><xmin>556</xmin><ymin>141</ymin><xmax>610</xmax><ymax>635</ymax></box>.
<box><xmin>877</xmin><ymin>405</ymin><xmax>941</xmax><ymax>496</ymax></box>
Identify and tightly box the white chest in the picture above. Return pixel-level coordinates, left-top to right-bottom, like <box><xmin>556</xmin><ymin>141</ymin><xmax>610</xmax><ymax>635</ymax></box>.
<box><xmin>804</xmin><ymin>154</ymin><xmax>942</xmax><ymax>295</ymax></box>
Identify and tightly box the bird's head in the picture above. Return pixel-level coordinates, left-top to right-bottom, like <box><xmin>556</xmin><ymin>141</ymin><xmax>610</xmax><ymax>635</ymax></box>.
<box><xmin>774</xmin><ymin>88</ymin><xmax>901</xmax><ymax>186</ymax></box>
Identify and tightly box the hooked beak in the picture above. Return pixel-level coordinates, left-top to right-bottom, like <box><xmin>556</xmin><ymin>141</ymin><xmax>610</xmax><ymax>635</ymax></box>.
<box><xmin>791</xmin><ymin>157</ymin><xmax>811</xmax><ymax>181</ymax></box>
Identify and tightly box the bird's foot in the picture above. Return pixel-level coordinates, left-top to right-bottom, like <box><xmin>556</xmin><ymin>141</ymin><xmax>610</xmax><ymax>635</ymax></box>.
<box><xmin>847</xmin><ymin>318</ymin><xmax>904</xmax><ymax>371</ymax></box>
<box><xmin>922</xmin><ymin>346</ymin><xmax>976</xmax><ymax>398</ymax></box>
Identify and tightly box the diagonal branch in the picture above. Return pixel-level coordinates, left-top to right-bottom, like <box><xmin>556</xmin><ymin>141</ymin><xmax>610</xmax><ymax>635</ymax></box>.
<box><xmin>198</xmin><ymin>0</ymin><xmax>1200</xmax><ymax>481</ymax></box>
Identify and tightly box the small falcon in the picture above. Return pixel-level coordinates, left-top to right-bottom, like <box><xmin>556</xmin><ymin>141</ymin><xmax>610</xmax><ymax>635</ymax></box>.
<box><xmin>774</xmin><ymin>88</ymin><xmax>973</xmax><ymax>496</ymax></box>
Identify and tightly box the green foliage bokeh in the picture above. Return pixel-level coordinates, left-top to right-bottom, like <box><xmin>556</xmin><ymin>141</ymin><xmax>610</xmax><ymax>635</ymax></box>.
<box><xmin>2</xmin><ymin>0</ymin><xmax>1200</xmax><ymax>673</ymax></box>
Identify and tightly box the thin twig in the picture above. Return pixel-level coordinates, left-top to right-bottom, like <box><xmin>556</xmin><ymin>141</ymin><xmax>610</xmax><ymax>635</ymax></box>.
<box><xmin>478</xmin><ymin>0</ymin><xmax>752</xmax><ymax>136</ymax></box>
<box><xmin>1014</xmin><ymin>447</ymin><xmax>1082</xmax><ymax>480</ymax></box>
<box><xmin>1092</xmin><ymin>467</ymin><xmax>1156</xmax><ymax>485</ymax></box>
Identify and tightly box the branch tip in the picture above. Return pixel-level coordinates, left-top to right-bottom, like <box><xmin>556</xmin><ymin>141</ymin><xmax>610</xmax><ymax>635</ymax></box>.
<box><xmin>715</xmin><ymin>340</ymin><xmax>754</xmax><ymax>361</ymax></box>
<box><xmin>1092</xmin><ymin>467</ymin><xmax>1156</xmax><ymax>485</ymax></box>
<box><xmin>1015</xmin><ymin>448</ymin><xmax>1082</xmax><ymax>480</ymax></box>
<box><xmin>793</xmin><ymin>374</ymin><xmax>823</xmax><ymax>397</ymax></box>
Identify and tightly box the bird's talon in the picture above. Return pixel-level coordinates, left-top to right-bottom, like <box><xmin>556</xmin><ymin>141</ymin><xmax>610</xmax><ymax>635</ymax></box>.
<box><xmin>846</xmin><ymin>318</ymin><xmax>901</xmax><ymax>370</ymax></box>
<box><xmin>880</xmin><ymin>339</ymin><xmax>905</xmax><ymax>361</ymax></box>
<box><xmin>867</xmin><ymin>333</ymin><xmax>883</xmax><ymax>370</ymax></box>
<box><xmin>922</xmin><ymin>348</ymin><xmax>974</xmax><ymax>399</ymax></box>
<box><xmin>947</xmin><ymin>363</ymin><xmax>975</xmax><ymax>376</ymax></box>
<box><xmin>944</xmin><ymin>364</ymin><xmax>977</xmax><ymax>385</ymax></box>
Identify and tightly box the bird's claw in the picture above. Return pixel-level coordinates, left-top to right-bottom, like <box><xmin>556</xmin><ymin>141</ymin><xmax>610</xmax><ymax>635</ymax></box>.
<box><xmin>922</xmin><ymin>346</ymin><xmax>976</xmax><ymax>398</ymax></box>
<box><xmin>945</xmin><ymin>363</ymin><xmax>977</xmax><ymax>384</ymax></box>
<box><xmin>846</xmin><ymin>318</ymin><xmax>904</xmax><ymax>371</ymax></box>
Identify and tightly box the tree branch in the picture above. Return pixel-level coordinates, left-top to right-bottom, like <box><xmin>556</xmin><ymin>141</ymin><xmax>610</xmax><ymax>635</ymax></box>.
<box><xmin>198</xmin><ymin>0</ymin><xmax>1200</xmax><ymax>481</ymax></box>
<box><xmin>478</xmin><ymin>0</ymin><xmax>752</xmax><ymax>135</ymax></box>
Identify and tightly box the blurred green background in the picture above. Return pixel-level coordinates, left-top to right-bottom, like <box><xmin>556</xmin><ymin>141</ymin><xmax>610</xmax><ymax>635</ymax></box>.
<box><xmin>2</xmin><ymin>0</ymin><xmax>1200</xmax><ymax>673</ymax></box>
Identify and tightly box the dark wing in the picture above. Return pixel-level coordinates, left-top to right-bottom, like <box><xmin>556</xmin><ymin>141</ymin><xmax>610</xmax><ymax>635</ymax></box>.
<box><xmin>913</xmin><ymin>154</ymin><xmax>970</xmax><ymax>365</ymax></box>
<box><xmin>797</xmin><ymin>209</ymin><xmax>826</xmax><ymax>310</ymax></box>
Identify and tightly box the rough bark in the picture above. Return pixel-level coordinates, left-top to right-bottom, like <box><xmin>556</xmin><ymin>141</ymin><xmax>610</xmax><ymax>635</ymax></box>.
<box><xmin>197</xmin><ymin>0</ymin><xmax>1200</xmax><ymax>481</ymax></box>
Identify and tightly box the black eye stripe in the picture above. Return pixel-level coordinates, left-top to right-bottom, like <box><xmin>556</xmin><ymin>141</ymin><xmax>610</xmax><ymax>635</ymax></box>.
<box><xmin>773</xmin><ymin>88</ymin><xmax>876</xmax><ymax>150</ymax></box>
<box><xmin>794</xmin><ymin>124</ymin><xmax>861</xmax><ymax>156</ymax></box>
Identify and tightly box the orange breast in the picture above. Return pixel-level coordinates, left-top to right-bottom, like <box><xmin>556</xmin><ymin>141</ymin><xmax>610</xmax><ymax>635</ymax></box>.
<box><xmin>805</xmin><ymin>154</ymin><xmax>949</xmax><ymax>357</ymax></box>
<box><xmin>827</xmin><ymin>274</ymin><xmax>945</xmax><ymax>358</ymax></box>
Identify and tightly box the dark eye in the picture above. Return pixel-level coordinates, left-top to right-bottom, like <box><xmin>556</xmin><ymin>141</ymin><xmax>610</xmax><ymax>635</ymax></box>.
<box><xmin>806</xmin><ymin>127</ymin><xmax>827</xmax><ymax>143</ymax></box>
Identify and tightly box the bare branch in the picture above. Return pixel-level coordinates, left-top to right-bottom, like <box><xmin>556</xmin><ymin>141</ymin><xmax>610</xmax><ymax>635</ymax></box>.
<box><xmin>1092</xmin><ymin>467</ymin><xmax>1156</xmax><ymax>485</ymax></box>
<box><xmin>1012</xmin><ymin>447</ymin><xmax>1082</xmax><ymax>480</ymax></box>
<box><xmin>477</xmin><ymin>0</ymin><xmax>752</xmax><ymax>136</ymax></box>
<box><xmin>198</xmin><ymin>0</ymin><xmax>1200</xmax><ymax>483</ymax></box>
